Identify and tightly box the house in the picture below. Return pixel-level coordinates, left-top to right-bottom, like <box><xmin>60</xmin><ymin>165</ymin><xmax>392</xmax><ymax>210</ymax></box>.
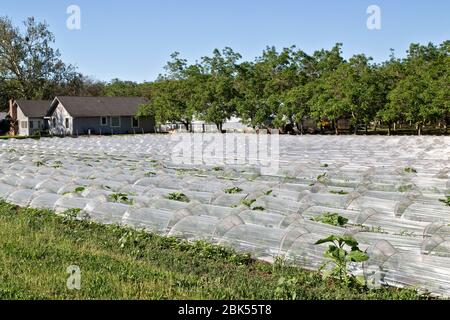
<box><xmin>8</xmin><ymin>100</ymin><xmax>51</xmax><ymax>136</ymax></box>
<box><xmin>186</xmin><ymin>116</ymin><xmax>253</xmax><ymax>133</ymax></box>
<box><xmin>46</xmin><ymin>96</ymin><xmax>155</xmax><ymax>135</ymax></box>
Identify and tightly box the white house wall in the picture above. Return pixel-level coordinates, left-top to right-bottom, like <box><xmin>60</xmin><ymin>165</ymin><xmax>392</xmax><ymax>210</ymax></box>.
<box><xmin>16</xmin><ymin>106</ymin><xmax>29</xmax><ymax>136</ymax></box>
<box><xmin>50</xmin><ymin>102</ymin><xmax>73</xmax><ymax>135</ymax></box>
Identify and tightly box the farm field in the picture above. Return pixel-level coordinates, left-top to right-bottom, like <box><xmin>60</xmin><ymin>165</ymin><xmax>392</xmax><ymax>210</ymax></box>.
<box><xmin>1</xmin><ymin>134</ymin><xmax>450</xmax><ymax>297</ymax></box>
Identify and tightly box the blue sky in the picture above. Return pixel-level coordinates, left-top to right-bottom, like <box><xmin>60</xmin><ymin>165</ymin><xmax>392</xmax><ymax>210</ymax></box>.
<box><xmin>2</xmin><ymin>0</ymin><xmax>449</xmax><ymax>82</ymax></box>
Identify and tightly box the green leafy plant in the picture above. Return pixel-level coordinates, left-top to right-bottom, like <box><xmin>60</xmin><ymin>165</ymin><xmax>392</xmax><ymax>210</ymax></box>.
<box><xmin>312</xmin><ymin>213</ymin><xmax>348</xmax><ymax>227</ymax></box>
<box><xmin>404</xmin><ymin>167</ymin><xmax>417</xmax><ymax>174</ymax></box>
<box><xmin>108</xmin><ymin>193</ymin><xmax>134</xmax><ymax>205</ymax></box>
<box><xmin>316</xmin><ymin>172</ymin><xmax>327</xmax><ymax>182</ymax></box>
<box><xmin>265</xmin><ymin>190</ymin><xmax>273</xmax><ymax>195</ymax></box>
<box><xmin>35</xmin><ymin>161</ymin><xmax>45</xmax><ymax>167</ymax></box>
<box><xmin>74</xmin><ymin>186</ymin><xmax>85</xmax><ymax>194</ymax></box>
<box><xmin>329</xmin><ymin>190</ymin><xmax>349</xmax><ymax>195</ymax></box>
<box><xmin>252</xmin><ymin>206</ymin><xmax>265</xmax><ymax>211</ymax></box>
<box><xmin>52</xmin><ymin>161</ymin><xmax>63</xmax><ymax>168</ymax></box>
<box><xmin>224</xmin><ymin>187</ymin><xmax>243</xmax><ymax>194</ymax></box>
<box><xmin>439</xmin><ymin>196</ymin><xmax>450</xmax><ymax>206</ymax></box>
<box><xmin>241</xmin><ymin>199</ymin><xmax>256</xmax><ymax>207</ymax></box>
<box><xmin>315</xmin><ymin>235</ymin><xmax>369</xmax><ymax>286</ymax></box>
<box><xmin>321</xmin><ymin>164</ymin><xmax>329</xmax><ymax>168</ymax></box>
<box><xmin>212</xmin><ymin>166</ymin><xmax>223</xmax><ymax>171</ymax></box>
<box><xmin>167</xmin><ymin>192</ymin><xmax>190</xmax><ymax>202</ymax></box>
<box><xmin>144</xmin><ymin>171</ymin><xmax>156</xmax><ymax>177</ymax></box>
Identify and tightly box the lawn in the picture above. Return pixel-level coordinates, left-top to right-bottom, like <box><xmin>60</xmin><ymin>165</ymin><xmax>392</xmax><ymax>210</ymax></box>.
<box><xmin>0</xmin><ymin>201</ymin><xmax>425</xmax><ymax>300</ymax></box>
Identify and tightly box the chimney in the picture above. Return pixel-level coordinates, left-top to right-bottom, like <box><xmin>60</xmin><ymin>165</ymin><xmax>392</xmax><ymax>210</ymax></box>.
<box><xmin>8</xmin><ymin>99</ymin><xmax>16</xmax><ymax>119</ymax></box>
<box><xmin>8</xmin><ymin>99</ymin><xmax>18</xmax><ymax>136</ymax></box>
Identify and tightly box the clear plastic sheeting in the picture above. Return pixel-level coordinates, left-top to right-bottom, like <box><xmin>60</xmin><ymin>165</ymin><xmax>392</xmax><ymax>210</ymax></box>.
<box><xmin>1</xmin><ymin>134</ymin><xmax>450</xmax><ymax>296</ymax></box>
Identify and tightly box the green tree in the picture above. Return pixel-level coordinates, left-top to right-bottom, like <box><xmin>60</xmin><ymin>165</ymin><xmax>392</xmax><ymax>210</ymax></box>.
<box><xmin>0</xmin><ymin>16</ymin><xmax>79</xmax><ymax>101</ymax></box>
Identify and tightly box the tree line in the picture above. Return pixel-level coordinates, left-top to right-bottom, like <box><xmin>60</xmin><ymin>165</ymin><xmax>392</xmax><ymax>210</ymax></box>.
<box><xmin>138</xmin><ymin>42</ymin><xmax>449</xmax><ymax>135</ymax></box>
<box><xmin>1</xmin><ymin>16</ymin><xmax>449</xmax><ymax>135</ymax></box>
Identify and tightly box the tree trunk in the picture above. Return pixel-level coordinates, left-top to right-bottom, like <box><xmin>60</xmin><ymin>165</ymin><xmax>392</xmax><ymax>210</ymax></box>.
<box><xmin>365</xmin><ymin>124</ymin><xmax>368</xmax><ymax>135</ymax></box>
<box><xmin>393</xmin><ymin>122</ymin><xmax>396</xmax><ymax>131</ymax></box>
<box><xmin>299</xmin><ymin>122</ymin><xmax>304</xmax><ymax>135</ymax></box>
<box><xmin>387</xmin><ymin>124</ymin><xmax>391</xmax><ymax>136</ymax></box>
<box><xmin>418</xmin><ymin>124</ymin><xmax>422</xmax><ymax>136</ymax></box>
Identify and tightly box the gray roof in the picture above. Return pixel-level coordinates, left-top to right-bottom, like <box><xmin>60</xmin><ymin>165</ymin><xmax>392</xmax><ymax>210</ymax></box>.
<box><xmin>53</xmin><ymin>96</ymin><xmax>149</xmax><ymax>117</ymax></box>
<box><xmin>15</xmin><ymin>100</ymin><xmax>52</xmax><ymax>118</ymax></box>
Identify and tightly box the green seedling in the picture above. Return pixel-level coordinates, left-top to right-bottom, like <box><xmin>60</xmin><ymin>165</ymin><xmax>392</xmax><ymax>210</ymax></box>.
<box><xmin>224</xmin><ymin>187</ymin><xmax>243</xmax><ymax>194</ymax></box>
<box><xmin>315</xmin><ymin>235</ymin><xmax>369</xmax><ymax>286</ymax></box>
<box><xmin>252</xmin><ymin>206</ymin><xmax>265</xmax><ymax>211</ymax></box>
<box><xmin>35</xmin><ymin>161</ymin><xmax>45</xmax><ymax>167</ymax></box>
<box><xmin>108</xmin><ymin>193</ymin><xmax>134</xmax><ymax>205</ymax></box>
<box><xmin>74</xmin><ymin>186</ymin><xmax>85</xmax><ymax>194</ymax></box>
<box><xmin>312</xmin><ymin>212</ymin><xmax>348</xmax><ymax>227</ymax></box>
<box><xmin>439</xmin><ymin>196</ymin><xmax>450</xmax><ymax>206</ymax></box>
<box><xmin>144</xmin><ymin>171</ymin><xmax>156</xmax><ymax>177</ymax></box>
<box><xmin>241</xmin><ymin>199</ymin><xmax>256</xmax><ymax>207</ymax></box>
<box><xmin>404</xmin><ymin>167</ymin><xmax>417</xmax><ymax>174</ymax></box>
<box><xmin>167</xmin><ymin>192</ymin><xmax>190</xmax><ymax>203</ymax></box>
<box><xmin>329</xmin><ymin>190</ymin><xmax>349</xmax><ymax>195</ymax></box>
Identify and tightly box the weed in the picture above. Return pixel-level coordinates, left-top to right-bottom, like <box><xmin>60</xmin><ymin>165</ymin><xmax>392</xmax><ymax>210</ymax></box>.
<box><xmin>274</xmin><ymin>277</ymin><xmax>299</xmax><ymax>300</ymax></box>
<box><xmin>62</xmin><ymin>208</ymin><xmax>82</xmax><ymax>219</ymax></box>
<box><xmin>265</xmin><ymin>190</ymin><xmax>273</xmax><ymax>195</ymax></box>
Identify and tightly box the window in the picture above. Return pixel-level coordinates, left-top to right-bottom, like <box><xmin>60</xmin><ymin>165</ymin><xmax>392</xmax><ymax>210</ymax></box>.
<box><xmin>111</xmin><ymin>116</ymin><xmax>121</xmax><ymax>128</ymax></box>
<box><xmin>65</xmin><ymin>118</ymin><xmax>70</xmax><ymax>128</ymax></box>
<box><xmin>100</xmin><ymin>116</ymin><xmax>107</xmax><ymax>126</ymax></box>
<box><xmin>21</xmin><ymin>121</ymin><xmax>28</xmax><ymax>129</ymax></box>
<box><xmin>52</xmin><ymin>118</ymin><xmax>56</xmax><ymax>127</ymax></box>
<box><xmin>29</xmin><ymin>121</ymin><xmax>34</xmax><ymax>129</ymax></box>
<box><xmin>132</xmin><ymin>117</ymin><xmax>139</xmax><ymax>128</ymax></box>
